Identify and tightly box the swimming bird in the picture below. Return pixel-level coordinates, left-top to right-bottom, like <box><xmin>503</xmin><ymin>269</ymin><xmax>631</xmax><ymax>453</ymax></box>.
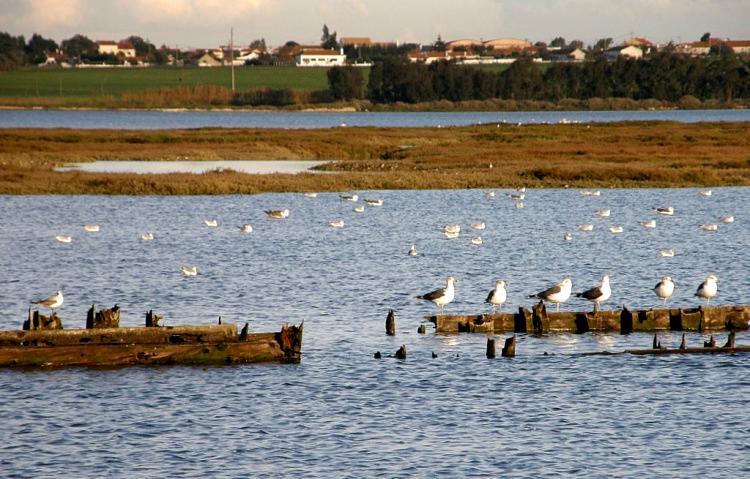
<box><xmin>700</xmin><ymin>190</ymin><xmax>712</xmax><ymax>197</ymax></box>
<box><xmin>444</xmin><ymin>231</ymin><xmax>460</xmax><ymax>239</ymax></box>
<box><xmin>181</xmin><ymin>266</ymin><xmax>198</xmax><ymax>277</ymax></box>
<box><xmin>656</xmin><ymin>207</ymin><xmax>674</xmax><ymax>216</ymax></box>
<box><xmin>408</xmin><ymin>244</ymin><xmax>417</xmax><ymax>256</ymax></box>
<box><xmin>32</xmin><ymin>290</ymin><xmax>63</xmax><ymax>310</ymax></box>
<box><xmin>265</xmin><ymin>209</ymin><xmax>290</xmax><ymax>219</ymax></box>
<box><xmin>83</xmin><ymin>225</ymin><xmax>100</xmax><ymax>232</ymax></box>
<box><xmin>508</xmin><ymin>193</ymin><xmax>525</xmax><ymax>200</ymax></box>
<box><xmin>653</xmin><ymin>276</ymin><xmax>675</xmax><ymax>307</ymax></box>
<box><xmin>529</xmin><ymin>278</ymin><xmax>572</xmax><ymax>312</ymax></box>
<box><xmin>485</xmin><ymin>280</ymin><xmax>508</xmax><ymax>312</ymax></box>
<box><xmin>55</xmin><ymin>235</ymin><xmax>72</xmax><ymax>243</ymax></box>
<box><xmin>719</xmin><ymin>215</ymin><xmax>735</xmax><ymax>223</ymax></box>
<box><xmin>639</xmin><ymin>220</ymin><xmax>656</xmax><ymax>229</ymax></box>
<box><xmin>340</xmin><ymin>194</ymin><xmax>358</xmax><ymax>202</ymax></box>
<box><xmin>204</xmin><ymin>219</ymin><xmax>218</xmax><ymax>227</ymax></box>
<box><xmin>608</xmin><ymin>226</ymin><xmax>624</xmax><ymax>233</ymax></box>
<box><xmin>576</xmin><ymin>275</ymin><xmax>611</xmax><ymax>312</ymax></box>
<box><xmin>303</xmin><ymin>192</ymin><xmax>318</xmax><ymax>198</ymax></box>
<box><xmin>695</xmin><ymin>274</ymin><xmax>719</xmax><ymax>306</ymax></box>
<box><xmin>515</xmin><ymin>202</ymin><xmax>525</xmax><ymax>209</ymax></box>
<box><xmin>417</xmin><ymin>276</ymin><xmax>457</xmax><ymax>313</ymax></box>
<box><xmin>239</xmin><ymin>224</ymin><xmax>253</xmax><ymax>233</ymax></box>
<box><xmin>470</xmin><ymin>236</ymin><xmax>483</xmax><ymax>245</ymax></box>
<box><xmin>485</xmin><ymin>191</ymin><xmax>496</xmax><ymax>198</ymax></box>
<box><xmin>660</xmin><ymin>249</ymin><xmax>675</xmax><ymax>257</ymax></box>
<box><xmin>329</xmin><ymin>220</ymin><xmax>345</xmax><ymax>228</ymax></box>
<box><xmin>469</xmin><ymin>222</ymin><xmax>486</xmax><ymax>230</ymax></box>
<box><xmin>139</xmin><ymin>232</ymin><xmax>154</xmax><ymax>241</ymax></box>
<box><xmin>563</xmin><ymin>232</ymin><xmax>573</xmax><ymax>241</ymax></box>
<box><xmin>699</xmin><ymin>224</ymin><xmax>718</xmax><ymax>231</ymax></box>
<box><xmin>443</xmin><ymin>225</ymin><xmax>461</xmax><ymax>234</ymax></box>
<box><xmin>591</xmin><ymin>191</ymin><xmax>601</xmax><ymax>196</ymax></box>
<box><xmin>595</xmin><ymin>209</ymin><xmax>611</xmax><ymax>218</ymax></box>
<box><xmin>577</xmin><ymin>224</ymin><xmax>594</xmax><ymax>232</ymax></box>
<box><xmin>364</xmin><ymin>198</ymin><xmax>383</xmax><ymax>206</ymax></box>
<box><xmin>353</xmin><ymin>205</ymin><xmax>365</xmax><ymax>213</ymax></box>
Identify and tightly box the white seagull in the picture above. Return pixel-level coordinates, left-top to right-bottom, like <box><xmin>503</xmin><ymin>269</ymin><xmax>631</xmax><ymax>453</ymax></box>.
<box><xmin>364</xmin><ymin>198</ymin><xmax>383</xmax><ymax>206</ymax></box>
<box><xmin>563</xmin><ymin>232</ymin><xmax>573</xmax><ymax>241</ymax></box>
<box><xmin>353</xmin><ymin>206</ymin><xmax>365</xmax><ymax>213</ymax></box>
<box><xmin>340</xmin><ymin>194</ymin><xmax>358</xmax><ymax>202</ymax></box>
<box><xmin>595</xmin><ymin>209</ymin><xmax>611</xmax><ymax>218</ymax></box>
<box><xmin>83</xmin><ymin>225</ymin><xmax>100</xmax><ymax>232</ymax></box>
<box><xmin>577</xmin><ymin>224</ymin><xmax>594</xmax><ymax>232</ymax></box>
<box><xmin>204</xmin><ymin>219</ymin><xmax>218</xmax><ymax>227</ymax></box>
<box><xmin>303</xmin><ymin>192</ymin><xmax>318</xmax><ymax>198</ymax></box>
<box><xmin>485</xmin><ymin>280</ymin><xmax>508</xmax><ymax>312</ymax></box>
<box><xmin>700</xmin><ymin>190</ymin><xmax>712</xmax><ymax>197</ymax></box>
<box><xmin>719</xmin><ymin>215</ymin><xmax>735</xmax><ymax>223</ymax></box>
<box><xmin>408</xmin><ymin>244</ymin><xmax>418</xmax><ymax>256</ymax></box>
<box><xmin>529</xmin><ymin>278</ymin><xmax>572</xmax><ymax>312</ymax></box>
<box><xmin>329</xmin><ymin>220</ymin><xmax>345</xmax><ymax>228</ymax></box>
<box><xmin>485</xmin><ymin>191</ymin><xmax>496</xmax><ymax>198</ymax></box>
<box><xmin>470</xmin><ymin>236</ymin><xmax>483</xmax><ymax>245</ymax></box>
<box><xmin>656</xmin><ymin>207</ymin><xmax>674</xmax><ymax>216</ymax></box>
<box><xmin>640</xmin><ymin>220</ymin><xmax>657</xmax><ymax>229</ymax></box>
<box><xmin>32</xmin><ymin>290</ymin><xmax>64</xmax><ymax>310</ymax></box>
<box><xmin>55</xmin><ymin>235</ymin><xmax>72</xmax><ymax>243</ymax></box>
<box><xmin>608</xmin><ymin>226</ymin><xmax>624</xmax><ymax>234</ymax></box>
<box><xmin>699</xmin><ymin>224</ymin><xmax>718</xmax><ymax>231</ymax></box>
<box><xmin>515</xmin><ymin>202</ymin><xmax>525</xmax><ymax>209</ymax></box>
<box><xmin>509</xmin><ymin>193</ymin><xmax>525</xmax><ymax>200</ymax></box>
<box><xmin>417</xmin><ymin>276</ymin><xmax>457</xmax><ymax>313</ymax></box>
<box><xmin>265</xmin><ymin>209</ymin><xmax>290</xmax><ymax>219</ymax></box>
<box><xmin>444</xmin><ymin>231</ymin><xmax>460</xmax><ymax>239</ymax></box>
<box><xmin>653</xmin><ymin>276</ymin><xmax>675</xmax><ymax>307</ymax></box>
<box><xmin>470</xmin><ymin>222</ymin><xmax>486</xmax><ymax>230</ymax></box>
<box><xmin>239</xmin><ymin>224</ymin><xmax>253</xmax><ymax>233</ymax></box>
<box><xmin>695</xmin><ymin>274</ymin><xmax>719</xmax><ymax>306</ymax></box>
<box><xmin>443</xmin><ymin>224</ymin><xmax>461</xmax><ymax>234</ymax></box>
<box><xmin>576</xmin><ymin>275</ymin><xmax>611</xmax><ymax>311</ymax></box>
<box><xmin>660</xmin><ymin>249</ymin><xmax>675</xmax><ymax>257</ymax></box>
<box><xmin>181</xmin><ymin>266</ymin><xmax>198</xmax><ymax>277</ymax></box>
<box><xmin>140</xmin><ymin>232</ymin><xmax>154</xmax><ymax>241</ymax></box>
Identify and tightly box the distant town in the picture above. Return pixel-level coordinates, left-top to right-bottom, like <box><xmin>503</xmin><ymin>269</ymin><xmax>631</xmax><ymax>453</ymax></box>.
<box><xmin>1</xmin><ymin>26</ymin><xmax>749</xmax><ymax>70</ymax></box>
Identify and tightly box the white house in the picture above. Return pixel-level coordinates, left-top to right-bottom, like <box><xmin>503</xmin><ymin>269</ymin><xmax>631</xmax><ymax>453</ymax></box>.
<box><xmin>295</xmin><ymin>48</ymin><xmax>346</xmax><ymax>67</ymax></box>
<box><xmin>96</xmin><ymin>40</ymin><xmax>136</xmax><ymax>57</ymax></box>
<box><xmin>604</xmin><ymin>45</ymin><xmax>643</xmax><ymax>61</ymax></box>
<box><xmin>197</xmin><ymin>52</ymin><xmax>222</xmax><ymax>67</ymax></box>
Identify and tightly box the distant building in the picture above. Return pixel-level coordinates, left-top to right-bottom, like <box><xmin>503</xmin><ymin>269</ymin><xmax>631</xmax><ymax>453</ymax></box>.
<box><xmin>295</xmin><ymin>48</ymin><xmax>346</xmax><ymax>67</ymax></box>
<box><xmin>341</xmin><ymin>37</ymin><xmax>372</xmax><ymax>48</ymax></box>
<box><xmin>727</xmin><ymin>40</ymin><xmax>750</xmax><ymax>54</ymax></box>
<box><xmin>552</xmin><ymin>47</ymin><xmax>587</xmax><ymax>62</ymax></box>
<box><xmin>116</xmin><ymin>41</ymin><xmax>136</xmax><ymax>58</ymax></box>
<box><xmin>408</xmin><ymin>50</ymin><xmax>448</xmax><ymax>64</ymax></box>
<box><xmin>197</xmin><ymin>52</ymin><xmax>222</xmax><ymax>67</ymax></box>
<box><xmin>446</xmin><ymin>39</ymin><xmax>484</xmax><ymax>51</ymax></box>
<box><xmin>482</xmin><ymin>38</ymin><xmax>534</xmax><ymax>55</ymax></box>
<box><xmin>96</xmin><ymin>40</ymin><xmax>136</xmax><ymax>57</ymax></box>
<box><xmin>604</xmin><ymin>45</ymin><xmax>643</xmax><ymax>61</ymax></box>
<box><xmin>624</xmin><ymin>37</ymin><xmax>655</xmax><ymax>54</ymax></box>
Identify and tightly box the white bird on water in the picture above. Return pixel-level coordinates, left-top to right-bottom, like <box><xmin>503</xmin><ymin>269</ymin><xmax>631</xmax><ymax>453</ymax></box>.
<box><xmin>443</xmin><ymin>224</ymin><xmax>461</xmax><ymax>234</ymax></box>
<box><xmin>364</xmin><ymin>198</ymin><xmax>383</xmax><ymax>206</ymax></box>
<box><xmin>340</xmin><ymin>194</ymin><xmax>358</xmax><ymax>202</ymax></box>
<box><xmin>32</xmin><ymin>290</ymin><xmax>64</xmax><ymax>310</ymax></box>
<box><xmin>563</xmin><ymin>232</ymin><xmax>573</xmax><ymax>241</ymax></box>
<box><xmin>265</xmin><ymin>209</ymin><xmax>290</xmax><ymax>219</ymax></box>
<box><xmin>695</xmin><ymin>274</ymin><xmax>719</xmax><ymax>306</ymax></box>
<box><xmin>303</xmin><ymin>192</ymin><xmax>318</xmax><ymax>198</ymax></box>
<box><xmin>470</xmin><ymin>236</ymin><xmax>483</xmax><ymax>245</ymax></box>
<box><xmin>485</xmin><ymin>280</ymin><xmax>508</xmax><ymax>312</ymax></box>
<box><xmin>608</xmin><ymin>226</ymin><xmax>624</xmax><ymax>234</ymax></box>
<box><xmin>181</xmin><ymin>266</ymin><xmax>198</xmax><ymax>277</ymax></box>
<box><xmin>653</xmin><ymin>276</ymin><xmax>675</xmax><ymax>307</ymax></box>
<box><xmin>417</xmin><ymin>276</ymin><xmax>457</xmax><ymax>313</ymax></box>
<box><xmin>470</xmin><ymin>222</ymin><xmax>486</xmax><ymax>230</ymax></box>
<box><xmin>660</xmin><ymin>249</ymin><xmax>675</xmax><ymax>257</ymax></box>
<box><xmin>329</xmin><ymin>220</ymin><xmax>345</xmax><ymax>228</ymax></box>
<box><xmin>204</xmin><ymin>219</ymin><xmax>218</xmax><ymax>227</ymax></box>
<box><xmin>699</xmin><ymin>224</ymin><xmax>718</xmax><ymax>231</ymax></box>
<box><xmin>239</xmin><ymin>224</ymin><xmax>253</xmax><ymax>233</ymax></box>
<box><xmin>719</xmin><ymin>215</ymin><xmax>735</xmax><ymax>223</ymax></box>
<box><xmin>529</xmin><ymin>278</ymin><xmax>572</xmax><ymax>312</ymax></box>
<box><xmin>444</xmin><ymin>231</ymin><xmax>460</xmax><ymax>239</ymax></box>
<box><xmin>140</xmin><ymin>232</ymin><xmax>154</xmax><ymax>241</ymax></box>
<box><xmin>408</xmin><ymin>244</ymin><xmax>418</xmax><ymax>256</ymax></box>
<box><xmin>577</xmin><ymin>224</ymin><xmax>594</xmax><ymax>232</ymax></box>
<box><xmin>594</xmin><ymin>209</ymin><xmax>611</xmax><ymax>218</ymax></box>
<box><xmin>353</xmin><ymin>206</ymin><xmax>365</xmax><ymax>213</ymax></box>
<box><xmin>656</xmin><ymin>207</ymin><xmax>674</xmax><ymax>216</ymax></box>
<box><xmin>700</xmin><ymin>190</ymin><xmax>712</xmax><ymax>197</ymax></box>
<box><xmin>640</xmin><ymin>220</ymin><xmax>656</xmax><ymax>229</ymax></box>
<box><xmin>83</xmin><ymin>225</ymin><xmax>100</xmax><ymax>232</ymax></box>
<box><xmin>576</xmin><ymin>275</ymin><xmax>611</xmax><ymax>312</ymax></box>
<box><xmin>55</xmin><ymin>235</ymin><xmax>72</xmax><ymax>243</ymax></box>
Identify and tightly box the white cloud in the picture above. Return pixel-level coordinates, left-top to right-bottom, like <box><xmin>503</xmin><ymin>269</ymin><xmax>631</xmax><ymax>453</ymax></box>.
<box><xmin>23</xmin><ymin>0</ymin><xmax>84</xmax><ymax>29</ymax></box>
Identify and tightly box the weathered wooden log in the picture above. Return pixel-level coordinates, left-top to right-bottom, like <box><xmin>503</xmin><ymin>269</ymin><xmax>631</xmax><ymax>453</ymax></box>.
<box><xmin>374</xmin><ymin>351</ymin><xmax>382</xmax><ymax>359</ymax></box>
<box><xmin>145</xmin><ymin>310</ymin><xmax>163</xmax><ymax>327</ymax></box>
<box><xmin>486</xmin><ymin>338</ymin><xmax>496</xmax><ymax>358</ymax></box>
<box><xmin>583</xmin><ymin>345</ymin><xmax>750</xmax><ymax>356</ymax></box>
<box><xmin>501</xmin><ymin>335</ymin><xmax>516</xmax><ymax>357</ymax></box>
<box><xmin>239</xmin><ymin>323</ymin><xmax>249</xmax><ymax>341</ymax></box>
<box><xmin>23</xmin><ymin>309</ymin><xmax>63</xmax><ymax>331</ymax></box>
<box><xmin>679</xmin><ymin>333</ymin><xmax>686</xmax><ymax>350</ymax></box>
<box><xmin>395</xmin><ymin>345</ymin><xmax>407</xmax><ymax>359</ymax></box>
<box><xmin>531</xmin><ymin>301</ymin><xmax>549</xmax><ymax>333</ymax></box>
<box><xmin>417</xmin><ymin>324</ymin><xmax>426</xmax><ymax>334</ymax></box>
<box><xmin>87</xmin><ymin>304</ymin><xmax>120</xmax><ymax>329</ymax></box>
<box><xmin>386</xmin><ymin>310</ymin><xmax>396</xmax><ymax>336</ymax></box>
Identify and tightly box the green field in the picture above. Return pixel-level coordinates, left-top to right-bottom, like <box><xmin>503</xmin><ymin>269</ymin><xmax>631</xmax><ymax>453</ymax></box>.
<box><xmin>0</xmin><ymin>66</ymin><xmax>338</xmax><ymax>99</ymax></box>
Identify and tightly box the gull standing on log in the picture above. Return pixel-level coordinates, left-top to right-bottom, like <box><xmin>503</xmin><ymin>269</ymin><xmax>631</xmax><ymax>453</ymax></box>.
<box><xmin>417</xmin><ymin>276</ymin><xmax>457</xmax><ymax>313</ymax></box>
<box><xmin>485</xmin><ymin>280</ymin><xmax>508</xmax><ymax>312</ymax></box>
<box><xmin>529</xmin><ymin>278</ymin><xmax>572</xmax><ymax>312</ymax></box>
<box><xmin>695</xmin><ymin>274</ymin><xmax>719</xmax><ymax>306</ymax></box>
<box><xmin>653</xmin><ymin>276</ymin><xmax>675</xmax><ymax>307</ymax></box>
<box><xmin>32</xmin><ymin>290</ymin><xmax>64</xmax><ymax>311</ymax></box>
<box><xmin>576</xmin><ymin>275</ymin><xmax>611</xmax><ymax>312</ymax></box>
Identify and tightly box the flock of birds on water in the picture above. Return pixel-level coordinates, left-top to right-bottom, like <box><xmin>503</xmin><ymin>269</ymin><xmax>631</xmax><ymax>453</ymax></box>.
<box><xmin>35</xmin><ymin>187</ymin><xmax>735</xmax><ymax>317</ymax></box>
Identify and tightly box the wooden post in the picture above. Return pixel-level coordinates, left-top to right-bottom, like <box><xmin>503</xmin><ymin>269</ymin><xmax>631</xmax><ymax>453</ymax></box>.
<box><xmin>374</xmin><ymin>351</ymin><xmax>382</xmax><ymax>359</ymax></box>
<box><xmin>501</xmin><ymin>335</ymin><xmax>516</xmax><ymax>357</ymax></box>
<box><xmin>145</xmin><ymin>310</ymin><xmax>163</xmax><ymax>327</ymax></box>
<box><xmin>723</xmin><ymin>331</ymin><xmax>735</xmax><ymax>348</ymax></box>
<box><xmin>486</xmin><ymin>338</ymin><xmax>496</xmax><ymax>358</ymax></box>
<box><xmin>86</xmin><ymin>304</ymin><xmax>95</xmax><ymax>329</ymax></box>
<box><xmin>704</xmin><ymin>335</ymin><xmax>716</xmax><ymax>347</ymax></box>
<box><xmin>385</xmin><ymin>310</ymin><xmax>396</xmax><ymax>336</ymax></box>
<box><xmin>679</xmin><ymin>333</ymin><xmax>686</xmax><ymax>350</ymax></box>
<box><xmin>395</xmin><ymin>345</ymin><xmax>407</xmax><ymax>359</ymax></box>
<box><xmin>239</xmin><ymin>322</ymin><xmax>249</xmax><ymax>341</ymax></box>
<box><xmin>417</xmin><ymin>324</ymin><xmax>426</xmax><ymax>334</ymax></box>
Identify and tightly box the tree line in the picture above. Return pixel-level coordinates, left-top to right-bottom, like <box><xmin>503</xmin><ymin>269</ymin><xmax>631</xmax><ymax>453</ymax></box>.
<box><xmin>326</xmin><ymin>51</ymin><xmax>749</xmax><ymax>104</ymax></box>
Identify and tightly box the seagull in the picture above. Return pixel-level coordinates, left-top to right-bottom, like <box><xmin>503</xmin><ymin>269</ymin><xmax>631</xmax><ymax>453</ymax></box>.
<box><xmin>408</xmin><ymin>244</ymin><xmax>418</xmax><ymax>256</ymax></box>
<box><xmin>660</xmin><ymin>249</ymin><xmax>675</xmax><ymax>257</ymax></box>
<box><xmin>239</xmin><ymin>224</ymin><xmax>253</xmax><ymax>233</ymax></box>
<box><xmin>576</xmin><ymin>275</ymin><xmax>611</xmax><ymax>312</ymax></box>
<box><xmin>590</xmin><ymin>191</ymin><xmax>601</xmax><ymax>197</ymax></box>
<box><xmin>695</xmin><ymin>274</ymin><xmax>719</xmax><ymax>306</ymax></box>
<box><xmin>485</xmin><ymin>280</ymin><xmax>508</xmax><ymax>312</ymax></box>
<box><xmin>563</xmin><ymin>232</ymin><xmax>573</xmax><ymax>241</ymax></box>
<box><xmin>719</xmin><ymin>215</ymin><xmax>735</xmax><ymax>223</ymax></box>
<box><xmin>32</xmin><ymin>290</ymin><xmax>64</xmax><ymax>310</ymax></box>
<box><xmin>656</xmin><ymin>207</ymin><xmax>674</xmax><ymax>216</ymax></box>
<box><xmin>339</xmin><ymin>194</ymin><xmax>358</xmax><ymax>202</ymax></box>
<box><xmin>140</xmin><ymin>232</ymin><xmax>154</xmax><ymax>241</ymax></box>
<box><xmin>469</xmin><ymin>222</ymin><xmax>486</xmax><ymax>230</ymax></box>
<box><xmin>653</xmin><ymin>276</ymin><xmax>675</xmax><ymax>307</ymax></box>
<box><xmin>699</xmin><ymin>224</ymin><xmax>718</xmax><ymax>231</ymax></box>
<box><xmin>529</xmin><ymin>278</ymin><xmax>572</xmax><ymax>312</ymax></box>
<box><xmin>444</xmin><ymin>231</ymin><xmax>460</xmax><ymax>239</ymax></box>
<box><xmin>700</xmin><ymin>190</ymin><xmax>712</xmax><ymax>197</ymax></box>
<box><xmin>364</xmin><ymin>198</ymin><xmax>383</xmax><ymax>206</ymax></box>
<box><xmin>265</xmin><ymin>209</ymin><xmax>290</xmax><ymax>219</ymax></box>
<box><xmin>353</xmin><ymin>206</ymin><xmax>365</xmax><ymax>213</ymax></box>
<box><xmin>485</xmin><ymin>191</ymin><xmax>496</xmax><ymax>198</ymax></box>
<box><xmin>577</xmin><ymin>224</ymin><xmax>594</xmax><ymax>232</ymax></box>
<box><xmin>83</xmin><ymin>225</ymin><xmax>100</xmax><ymax>232</ymax></box>
<box><xmin>181</xmin><ymin>266</ymin><xmax>198</xmax><ymax>277</ymax></box>
<box><xmin>640</xmin><ymin>220</ymin><xmax>656</xmax><ymax>229</ymax></box>
<box><xmin>417</xmin><ymin>276</ymin><xmax>457</xmax><ymax>313</ymax></box>
<box><xmin>443</xmin><ymin>225</ymin><xmax>461</xmax><ymax>234</ymax></box>
<box><xmin>595</xmin><ymin>209</ymin><xmax>611</xmax><ymax>218</ymax></box>
<box><xmin>55</xmin><ymin>235</ymin><xmax>72</xmax><ymax>243</ymax></box>
<box><xmin>329</xmin><ymin>220</ymin><xmax>345</xmax><ymax>228</ymax></box>
<box><xmin>470</xmin><ymin>236</ymin><xmax>483</xmax><ymax>245</ymax></box>
<box><xmin>303</xmin><ymin>192</ymin><xmax>318</xmax><ymax>198</ymax></box>
<box><xmin>517</xmin><ymin>186</ymin><xmax>526</xmax><ymax>192</ymax></box>
<box><xmin>204</xmin><ymin>219</ymin><xmax>218</xmax><ymax>227</ymax></box>
<box><xmin>515</xmin><ymin>202</ymin><xmax>525</xmax><ymax>209</ymax></box>
<box><xmin>508</xmin><ymin>193</ymin><xmax>525</xmax><ymax>200</ymax></box>
<box><xmin>608</xmin><ymin>226</ymin><xmax>624</xmax><ymax>233</ymax></box>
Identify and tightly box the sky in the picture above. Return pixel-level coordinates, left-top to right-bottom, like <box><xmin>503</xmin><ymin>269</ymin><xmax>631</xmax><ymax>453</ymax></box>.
<box><xmin>2</xmin><ymin>0</ymin><xmax>749</xmax><ymax>49</ymax></box>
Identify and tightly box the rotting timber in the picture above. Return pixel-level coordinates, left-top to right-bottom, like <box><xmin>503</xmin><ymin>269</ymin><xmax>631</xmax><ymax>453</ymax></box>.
<box><xmin>427</xmin><ymin>302</ymin><xmax>750</xmax><ymax>334</ymax></box>
<box><xmin>0</xmin><ymin>307</ymin><xmax>303</xmax><ymax>368</ymax></box>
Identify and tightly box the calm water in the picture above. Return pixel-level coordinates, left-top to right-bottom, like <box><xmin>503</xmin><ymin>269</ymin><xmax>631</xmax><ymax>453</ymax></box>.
<box><xmin>1</xmin><ymin>108</ymin><xmax>749</xmax><ymax>129</ymax></box>
<box><xmin>56</xmin><ymin>160</ymin><xmax>326</xmax><ymax>175</ymax></box>
<box><xmin>0</xmin><ymin>189</ymin><xmax>748</xmax><ymax>477</ymax></box>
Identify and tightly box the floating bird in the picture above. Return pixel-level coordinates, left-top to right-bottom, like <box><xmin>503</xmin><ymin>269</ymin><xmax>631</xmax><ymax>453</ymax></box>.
<box><xmin>656</xmin><ymin>207</ymin><xmax>674</xmax><ymax>216</ymax></box>
<box><xmin>329</xmin><ymin>220</ymin><xmax>345</xmax><ymax>228</ymax></box>
<box><xmin>139</xmin><ymin>232</ymin><xmax>154</xmax><ymax>241</ymax></box>
<box><xmin>639</xmin><ymin>220</ymin><xmax>656</xmax><ymax>229</ymax></box>
<box><xmin>55</xmin><ymin>235</ymin><xmax>72</xmax><ymax>243</ymax></box>
<box><xmin>700</xmin><ymin>190</ymin><xmax>712</xmax><ymax>197</ymax></box>
<box><xmin>608</xmin><ymin>226</ymin><xmax>624</xmax><ymax>234</ymax></box>
<box><xmin>719</xmin><ymin>215</ymin><xmax>735</xmax><ymax>223</ymax></box>
<box><xmin>591</xmin><ymin>191</ymin><xmax>601</xmax><ymax>196</ymax></box>
<box><xmin>181</xmin><ymin>266</ymin><xmax>198</xmax><ymax>277</ymax></box>
<box><xmin>580</xmin><ymin>190</ymin><xmax>601</xmax><ymax>196</ymax></box>
<box><xmin>239</xmin><ymin>224</ymin><xmax>253</xmax><ymax>233</ymax></box>
<box><xmin>265</xmin><ymin>209</ymin><xmax>290</xmax><ymax>219</ymax></box>
<box><xmin>32</xmin><ymin>290</ymin><xmax>63</xmax><ymax>310</ymax></box>
<box><xmin>469</xmin><ymin>222</ymin><xmax>486</xmax><ymax>230</ymax></box>
<box><xmin>529</xmin><ymin>278</ymin><xmax>572</xmax><ymax>312</ymax></box>
<box><xmin>595</xmin><ymin>209</ymin><xmax>611</xmax><ymax>218</ymax></box>
<box><xmin>470</xmin><ymin>236</ymin><xmax>483</xmax><ymax>245</ymax></box>
<box><xmin>485</xmin><ymin>280</ymin><xmax>508</xmax><ymax>312</ymax></box>
<box><xmin>340</xmin><ymin>194</ymin><xmax>358</xmax><ymax>202</ymax></box>
<box><xmin>353</xmin><ymin>205</ymin><xmax>365</xmax><ymax>213</ymax></box>
<box><xmin>517</xmin><ymin>186</ymin><xmax>526</xmax><ymax>192</ymax></box>
<box><xmin>444</xmin><ymin>231</ymin><xmax>460</xmax><ymax>239</ymax></box>
<box><xmin>695</xmin><ymin>274</ymin><xmax>719</xmax><ymax>306</ymax></box>
<box><xmin>653</xmin><ymin>276</ymin><xmax>675</xmax><ymax>307</ymax></box>
<box><xmin>660</xmin><ymin>249</ymin><xmax>675</xmax><ymax>257</ymax></box>
<box><xmin>577</xmin><ymin>224</ymin><xmax>594</xmax><ymax>232</ymax></box>
<box><xmin>576</xmin><ymin>275</ymin><xmax>611</xmax><ymax>312</ymax></box>
<box><xmin>204</xmin><ymin>219</ymin><xmax>218</xmax><ymax>227</ymax></box>
<box><xmin>408</xmin><ymin>244</ymin><xmax>417</xmax><ymax>256</ymax></box>
<box><xmin>443</xmin><ymin>224</ymin><xmax>461</xmax><ymax>234</ymax></box>
<box><xmin>303</xmin><ymin>192</ymin><xmax>318</xmax><ymax>198</ymax></box>
<box><xmin>417</xmin><ymin>276</ymin><xmax>457</xmax><ymax>313</ymax></box>
<box><xmin>508</xmin><ymin>193</ymin><xmax>525</xmax><ymax>200</ymax></box>
<box><xmin>515</xmin><ymin>202</ymin><xmax>525</xmax><ymax>209</ymax></box>
<box><xmin>364</xmin><ymin>198</ymin><xmax>383</xmax><ymax>206</ymax></box>
<box><xmin>83</xmin><ymin>225</ymin><xmax>100</xmax><ymax>232</ymax></box>
<box><xmin>485</xmin><ymin>191</ymin><xmax>496</xmax><ymax>198</ymax></box>
<box><xmin>699</xmin><ymin>224</ymin><xmax>718</xmax><ymax>231</ymax></box>
<box><xmin>563</xmin><ymin>232</ymin><xmax>573</xmax><ymax>241</ymax></box>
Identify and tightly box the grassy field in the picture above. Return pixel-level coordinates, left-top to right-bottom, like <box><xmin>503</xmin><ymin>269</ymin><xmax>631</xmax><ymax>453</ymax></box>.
<box><xmin>0</xmin><ymin>66</ymin><xmax>334</xmax><ymax>100</ymax></box>
<box><xmin>1</xmin><ymin>122</ymin><xmax>748</xmax><ymax>194</ymax></box>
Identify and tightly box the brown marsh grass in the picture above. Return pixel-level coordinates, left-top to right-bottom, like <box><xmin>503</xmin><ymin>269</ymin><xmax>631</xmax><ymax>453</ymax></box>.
<box><xmin>1</xmin><ymin>122</ymin><xmax>748</xmax><ymax>194</ymax></box>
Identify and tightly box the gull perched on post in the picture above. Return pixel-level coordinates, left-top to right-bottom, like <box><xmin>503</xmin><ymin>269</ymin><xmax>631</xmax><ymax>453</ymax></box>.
<box><xmin>417</xmin><ymin>276</ymin><xmax>457</xmax><ymax>313</ymax></box>
<box><xmin>695</xmin><ymin>274</ymin><xmax>719</xmax><ymax>306</ymax></box>
<box><xmin>485</xmin><ymin>280</ymin><xmax>508</xmax><ymax>312</ymax></box>
<box><xmin>653</xmin><ymin>276</ymin><xmax>675</xmax><ymax>307</ymax></box>
<box><xmin>575</xmin><ymin>275</ymin><xmax>611</xmax><ymax>312</ymax></box>
<box><xmin>529</xmin><ymin>278</ymin><xmax>572</xmax><ymax>312</ymax></box>
<box><xmin>32</xmin><ymin>290</ymin><xmax>64</xmax><ymax>311</ymax></box>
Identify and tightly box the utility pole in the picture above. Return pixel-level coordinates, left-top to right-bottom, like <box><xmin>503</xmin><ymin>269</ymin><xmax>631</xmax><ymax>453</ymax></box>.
<box><xmin>230</xmin><ymin>27</ymin><xmax>235</xmax><ymax>92</ymax></box>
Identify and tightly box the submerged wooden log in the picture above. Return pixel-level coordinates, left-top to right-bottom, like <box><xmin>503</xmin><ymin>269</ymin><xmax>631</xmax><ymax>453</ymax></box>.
<box><xmin>486</xmin><ymin>338</ymin><xmax>496</xmax><ymax>358</ymax></box>
<box><xmin>395</xmin><ymin>345</ymin><xmax>407</xmax><ymax>360</ymax></box>
<box><xmin>584</xmin><ymin>345</ymin><xmax>750</xmax><ymax>356</ymax></box>
<box><xmin>501</xmin><ymin>336</ymin><xmax>516</xmax><ymax>357</ymax></box>
<box><xmin>385</xmin><ymin>310</ymin><xmax>396</xmax><ymax>336</ymax></box>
